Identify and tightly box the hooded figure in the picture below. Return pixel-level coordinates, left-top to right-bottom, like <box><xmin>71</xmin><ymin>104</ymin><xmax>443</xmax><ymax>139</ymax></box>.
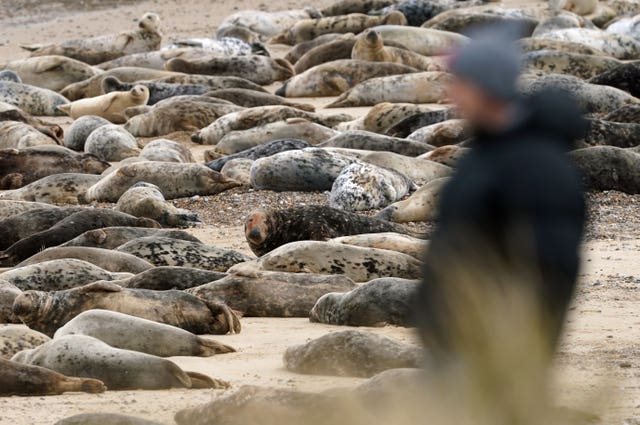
<box><xmin>414</xmin><ymin>26</ymin><xmax>586</xmax><ymax>366</ymax></box>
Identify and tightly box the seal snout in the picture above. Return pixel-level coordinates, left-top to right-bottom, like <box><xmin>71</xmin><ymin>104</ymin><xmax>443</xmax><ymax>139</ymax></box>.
<box><xmin>364</xmin><ymin>29</ymin><xmax>379</xmax><ymax>45</ymax></box>
<box><xmin>244</xmin><ymin>211</ymin><xmax>269</xmax><ymax>245</ymax></box>
<box><xmin>12</xmin><ymin>293</ymin><xmax>34</xmax><ymax>318</ymax></box>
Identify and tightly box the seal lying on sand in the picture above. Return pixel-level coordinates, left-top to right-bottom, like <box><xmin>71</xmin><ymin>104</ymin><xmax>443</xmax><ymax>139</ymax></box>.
<box><xmin>61</xmin><ymin>227</ymin><xmax>201</xmax><ymax>250</ymax></box>
<box><xmin>111</xmin><ymin>266</ymin><xmax>226</xmax><ymax>291</ymax></box>
<box><xmin>0</xmin><ymin>173</ymin><xmax>102</xmax><ymax>204</ymax></box>
<box><xmin>244</xmin><ymin>205</ymin><xmax>408</xmax><ymax>256</ymax></box>
<box><xmin>186</xmin><ymin>272</ymin><xmax>357</xmax><ymax>317</ymax></box>
<box><xmin>55</xmin><ymin>310</ymin><xmax>235</xmax><ymax>357</ymax></box>
<box><xmin>0</xmin><ymin>81</ymin><xmax>69</xmax><ymax>116</ymax></box>
<box><xmin>12</xmin><ymin>281</ymin><xmax>241</xmax><ymax>337</ymax></box>
<box><xmin>58</xmin><ymin>84</ymin><xmax>149</xmax><ymax>124</ymax></box>
<box><xmin>0</xmin><ymin>327</ymin><xmax>50</xmax><ymax>359</ymax></box>
<box><xmin>16</xmin><ymin>247</ymin><xmax>155</xmax><ymax>274</ymax></box>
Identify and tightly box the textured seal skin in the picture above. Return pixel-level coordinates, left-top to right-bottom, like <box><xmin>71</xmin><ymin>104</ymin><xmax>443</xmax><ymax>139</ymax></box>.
<box><xmin>283</xmin><ymin>330</ymin><xmax>422</xmax><ymax>377</ymax></box>
<box><xmin>0</xmin><ymin>357</ymin><xmax>105</xmax><ymax>396</ymax></box>
<box><xmin>589</xmin><ymin>62</ymin><xmax>640</xmax><ymax>98</ymax></box>
<box><xmin>206</xmin><ymin>139</ymin><xmax>310</xmax><ymax>171</ymax></box>
<box><xmin>0</xmin><ymin>206</ymin><xmax>85</xmax><ymax>250</ymax></box>
<box><xmin>569</xmin><ymin>146</ymin><xmax>640</xmax><ymax>194</ymax></box>
<box><xmin>12</xmin><ymin>281</ymin><xmax>241</xmax><ymax>337</ymax></box>
<box><xmin>186</xmin><ymin>271</ymin><xmax>357</xmax><ymax>317</ymax></box>
<box><xmin>310</xmin><ymin>277</ymin><xmax>420</xmax><ymax>327</ymax></box>
<box><xmin>115</xmin><ymin>266</ymin><xmax>226</xmax><ymax>291</ymax></box>
<box><xmin>244</xmin><ymin>205</ymin><xmax>409</xmax><ymax>256</ymax></box>
<box><xmin>0</xmin><ymin>326</ymin><xmax>50</xmax><ymax>359</ymax></box>
<box><xmin>61</xmin><ymin>227</ymin><xmax>202</xmax><ymax>250</ymax></box>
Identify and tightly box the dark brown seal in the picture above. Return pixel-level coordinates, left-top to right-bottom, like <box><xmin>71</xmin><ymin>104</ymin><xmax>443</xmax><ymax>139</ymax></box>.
<box><xmin>0</xmin><ymin>358</ymin><xmax>105</xmax><ymax>396</ymax></box>
<box><xmin>12</xmin><ymin>281</ymin><xmax>241</xmax><ymax>337</ymax></box>
<box><xmin>244</xmin><ymin>205</ymin><xmax>408</xmax><ymax>256</ymax></box>
<box><xmin>0</xmin><ymin>206</ymin><xmax>85</xmax><ymax>250</ymax></box>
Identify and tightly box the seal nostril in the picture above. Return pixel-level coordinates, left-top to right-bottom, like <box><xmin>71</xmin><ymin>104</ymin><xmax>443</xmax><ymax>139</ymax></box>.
<box><xmin>248</xmin><ymin>227</ymin><xmax>262</xmax><ymax>242</ymax></box>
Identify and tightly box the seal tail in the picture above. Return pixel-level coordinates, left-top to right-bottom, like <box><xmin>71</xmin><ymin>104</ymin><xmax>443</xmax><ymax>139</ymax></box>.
<box><xmin>195</xmin><ymin>336</ymin><xmax>237</xmax><ymax>356</ymax></box>
<box><xmin>78</xmin><ymin>377</ymin><xmax>107</xmax><ymax>393</ymax></box>
<box><xmin>57</xmin><ymin>104</ymin><xmax>72</xmax><ymax>116</ymax></box>
<box><xmin>185</xmin><ymin>371</ymin><xmax>230</xmax><ymax>389</ymax></box>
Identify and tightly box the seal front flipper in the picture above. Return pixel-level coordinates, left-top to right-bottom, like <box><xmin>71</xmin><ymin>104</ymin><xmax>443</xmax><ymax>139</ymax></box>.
<box><xmin>195</xmin><ymin>336</ymin><xmax>237</xmax><ymax>356</ymax></box>
<box><xmin>78</xmin><ymin>281</ymin><xmax>123</xmax><ymax>293</ymax></box>
<box><xmin>185</xmin><ymin>371</ymin><xmax>230</xmax><ymax>389</ymax></box>
<box><xmin>57</xmin><ymin>104</ymin><xmax>72</xmax><ymax>116</ymax></box>
<box><xmin>204</xmin><ymin>299</ymin><xmax>242</xmax><ymax>334</ymax></box>
<box><xmin>19</xmin><ymin>43</ymin><xmax>44</xmax><ymax>52</ymax></box>
<box><xmin>32</xmin><ymin>56</ymin><xmax>65</xmax><ymax>74</ymax></box>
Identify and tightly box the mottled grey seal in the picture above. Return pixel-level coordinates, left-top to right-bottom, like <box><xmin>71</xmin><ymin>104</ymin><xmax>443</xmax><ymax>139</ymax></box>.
<box><xmin>319</xmin><ymin>130</ymin><xmax>432</xmax><ymax>156</ymax></box>
<box><xmin>0</xmin><ymin>326</ymin><xmax>50</xmax><ymax>359</ymax></box>
<box><xmin>352</xmin><ymin>150</ymin><xmax>452</xmax><ymax>182</ymax></box>
<box><xmin>21</xmin><ymin>13</ymin><xmax>162</xmax><ymax>65</ymax></box>
<box><xmin>0</xmin><ymin>357</ymin><xmax>105</xmax><ymax>396</ymax></box>
<box><xmin>186</xmin><ymin>271</ymin><xmax>356</xmax><ymax>317</ymax></box>
<box><xmin>206</xmin><ymin>88</ymin><xmax>315</xmax><ymax>111</ymax></box>
<box><xmin>284</xmin><ymin>33</ymin><xmax>345</xmax><ymax>63</ymax></box>
<box><xmin>517</xmin><ymin>37</ymin><xmax>607</xmax><ymax>55</ymax></box>
<box><xmin>329</xmin><ymin>162</ymin><xmax>416</xmax><ymax>211</ymax></box>
<box><xmin>55</xmin><ymin>310</ymin><xmax>235</xmax><ymax>357</ymax></box>
<box><xmin>244</xmin><ymin>205</ymin><xmax>408</xmax><ymax>256</ymax></box>
<box><xmin>153</xmin><ymin>73</ymin><xmax>267</xmax><ymax>93</ymax></box>
<box><xmin>235</xmin><ymin>240</ymin><xmax>423</xmax><ymax>282</ymax></box>
<box><xmin>220</xmin><ymin>158</ymin><xmax>253</xmax><ymax>185</ymax></box>
<box><xmin>214</xmin><ymin>118</ymin><xmax>338</xmax><ymax>155</ymax></box>
<box><xmin>419</xmin><ymin>144</ymin><xmax>469</xmax><ymax>167</ymax></box>
<box><xmin>63</xmin><ymin>115</ymin><xmax>110</xmax><ymax>151</ymax></box>
<box><xmin>376</xmin><ymin>177</ymin><xmax>449</xmax><ymax>222</ymax></box>
<box><xmin>62</xmin><ymin>227</ymin><xmax>202</xmax><ymax>250</ymax></box>
<box><xmin>192</xmin><ymin>106</ymin><xmax>352</xmax><ymax>145</ymax></box>
<box><xmin>0</xmin><ymin>282</ymin><xmax>22</xmax><ymax>323</ymax></box>
<box><xmin>337</xmin><ymin>103</ymin><xmax>444</xmax><ymax>134</ymax></box>
<box><xmin>85</xmin><ymin>124</ymin><xmax>140</xmax><ymax>161</ymax></box>
<box><xmin>283</xmin><ymin>330</ymin><xmax>422</xmax><ymax>377</ymax></box>
<box><xmin>115</xmin><ymin>182</ymin><xmax>199</xmax><ymax>227</ymax></box>
<box><xmin>86</xmin><ymin>162</ymin><xmax>241</xmax><ymax>202</ymax></box>
<box><xmin>589</xmin><ymin>62</ymin><xmax>640</xmax><ymax>98</ymax></box>
<box><xmin>406</xmin><ymin>119</ymin><xmax>470</xmax><ymax>147</ymax></box>
<box><xmin>219</xmin><ymin>8</ymin><xmax>321</xmax><ymax>39</ymax></box>
<box><xmin>0</xmin><ymin>102</ymin><xmax>63</xmax><ymax>143</ymax></box>
<box><xmin>139</xmin><ymin>138</ymin><xmax>194</xmax><ymax>162</ymax></box>
<box><xmin>0</xmin><ymin>55</ymin><xmax>102</xmax><ymax>92</ymax></box>
<box><xmin>522</xmin><ymin>50</ymin><xmax>621</xmax><ymax>79</ymax></box>
<box><xmin>581</xmin><ymin>118</ymin><xmax>640</xmax><ymax>148</ymax></box>
<box><xmin>327</xmin><ymin>71</ymin><xmax>452</xmax><ymax>107</ymax></box>
<box><xmin>385</xmin><ymin>107</ymin><xmax>458</xmax><ymax>137</ymax></box>
<box><xmin>165</xmin><ymin>56</ymin><xmax>294</xmax><ymax>85</ymax></box>
<box><xmin>113</xmin><ymin>266</ymin><xmax>226</xmax><ymax>291</ymax></box>
<box><xmin>0</xmin><ymin>259</ymin><xmax>131</xmax><ymax>291</ymax></box>
<box><xmin>275</xmin><ymin>59</ymin><xmax>418</xmax><ymax>98</ymax></box>
<box><xmin>0</xmin><ymin>147</ymin><xmax>109</xmax><ymax>189</ymax></box>
<box><xmin>0</xmin><ymin>120</ymin><xmax>59</xmax><ymax>149</ymax></box>
<box><xmin>12</xmin><ymin>335</ymin><xmax>226</xmax><ymax>390</ymax></box>
<box><xmin>0</xmin><ymin>200</ymin><xmax>60</xmax><ymax>221</ymax></box>
<box><xmin>12</xmin><ymin>281</ymin><xmax>241</xmax><ymax>337</ymax></box>
<box><xmin>101</xmin><ymin>76</ymin><xmax>211</xmax><ymax>105</ymax></box>
<box><xmin>116</xmin><ymin>236</ymin><xmax>251</xmax><ymax>271</ymax></box>
<box><xmin>425</xmin><ymin>12</ymin><xmax>539</xmax><ymax>35</ymax></box>
<box><xmin>0</xmin><ymin>206</ymin><xmax>84</xmax><ymax>249</ymax></box>
<box><xmin>321</xmin><ymin>0</ymin><xmax>397</xmax><ymax>16</ymax></box>
<box><xmin>569</xmin><ymin>146</ymin><xmax>640</xmax><ymax>193</ymax></box>
<box><xmin>294</xmin><ymin>34</ymin><xmax>357</xmax><ymax>73</ymax></box>
<box><xmin>206</xmin><ymin>139</ymin><xmax>311</xmax><ymax>171</ymax></box>
<box><xmin>0</xmin><ymin>173</ymin><xmax>102</xmax><ymax>204</ymax></box>
<box><xmin>369</xmin><ymin>25</ymin><xmax>468</xmax><ymax>56</ymax></box>
<box><xmin>310</xmin><ymin>277</ymin><xmax>420</xmax><ymax>326</ymax></box>
<box><xmin>0</xmin><ymin>81</ymin><xmax>69</xmax><ymax>116</ymax></box>
<box><xmin>534</xmin><ymin>28</ymin><xmax>640</xmax><ymax>59</ymax></box>
<box><xmin>0</xmin><ymin>70</ymin><xmax>21</xmax><ymax>82</ymax></box>
<box><xmin>603</xmin><ymin>104</ymin><xmax>640</xmax><ymax>123</ymax></box>
<box><xmin>330</xmin><ymin>232</ymin><xmax>425</xmax><ymax>259</ymax></box>
<box><xmin>17</xmin><ymin>247</ymin><xmax>154</xmax><ymax>274</ymax></box>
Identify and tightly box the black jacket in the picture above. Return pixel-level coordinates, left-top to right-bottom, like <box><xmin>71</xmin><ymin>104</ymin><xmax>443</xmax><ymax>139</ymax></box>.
<box><xmin>415</xmin><ymin>89</ymin><xmax>587</xmax><ymax>359</ymax></box>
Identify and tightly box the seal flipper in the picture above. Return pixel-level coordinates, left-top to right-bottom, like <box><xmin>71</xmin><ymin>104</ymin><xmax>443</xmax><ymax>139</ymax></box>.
<box><xmin>194</xmin><ymin>336</ymin><xmax>236</xmax><ymax>356</ymax></box>
<box><xmin>204</xmin><ymin>300</ymin><xmax>242</xmax><ymax>334</ymax></box>
<box><xmin>57</xmin><ymin>104</ymin><xmax>72</xmax><ymax>115</ymax></box>
<box><xmin>185</xmin><ymin>371</ymin><xmax>230</xmax><ymax>389</ymax></box>
<box><xmin>77</xmin><ymin>281</ymin><xmax>123</xmax><ymax>293</ymax></box>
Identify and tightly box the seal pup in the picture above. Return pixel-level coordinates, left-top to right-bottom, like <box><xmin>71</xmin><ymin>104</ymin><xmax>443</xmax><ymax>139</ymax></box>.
<box><xmin>310</xmin><ymin>278</ymin><xmax>419</xmax><ymax>327</ymax></box>
<box><xmin>275</xmin><ymin>59</ymin><xmax>418</xmax><ymax>98</ymax></box>
<box><xmin>534</xmin><ymin>28</ymin><xmax>640</xmax><ymax>59</ymax></box>
<box><xmin>330</xmin><ymin>232</ymin><xmax>426</xmax><ymax>259</ymax></box>
<box><xmin>139</xmin><ymin>138</ymin><xmax>194</xmax><ymax>162</ymax></box>
<box><xmin>0</xmin><ymin>102</ymin><xmax>63</xmax><ymax>143</ymax></box>
<box><xmin>21</xmin><ymin>13</ymin><xmax>162</xmax><ymax>65</ymax></box>
<box><xmin>17</xmin><ymin>247</ymin><xmax>154</xmax><ymax>274</ymax></box>
<box><xmin>0</xmin><ymin>358</ymin><xmax>105</xmax><ymax>396</ymax></box>
<box><xmin>123</xmin><ymin>101</ymin><xmax>243</xmax><ymax>137</ymax></box>
<box><xmin>283</xmin><ymin>330</ymin><xmax>422</xmax><ymax>377</ymax></box>
<box><xmin>284</xmin><ymin>33</ymin><xmax>345</xmax><ymax>64</ymax></box>
<box><xmin>12</xmin><ymin>335</ymin><xmax>226</xmax><ymax>390</ymax></box>
<box><xmin>0</xmin><ymin>281</ymin><xmax>22</xmax><ymax>323</ymax></box>
<box><xmin>352</xmin><ymin>29</ymin><xmax>447</xmax><ymax>71</ymax></box>
<box><xmin>192</xmin><ymin>106</ymin><xmax>352</xmax><ymax>145</ymax></box>
<box><xmin>0</xmin><ymin>209</ymin><xmax>160</xmax><ymax>265</ymax></box>
<box><xmin>63</xmin><ymin>115</ymin><xmax>110</xmax><ymax>151</ymax></box>
<box><xmin>58</xmin><ymin>85</ymin><xmax>149</xmax><ymax>124</ymax></box>
<box><xmin>238</xmin><ymin>240</ymin><xmax>423</xmax><ymax>282</ymax></box>
<box><xmin>55</xmin><ymin>310</ymin><xmax>235</xmax><ymax>357</ymax></box>
<box><xmin>0</xmin><ymin>327</ymin><xmax>50</xmax><ymax>359</ymax></box>
<box><xmin>62</xmin><ymin>227</ymin><xmax>202</xmax><ymax>250</ymax></box>
<box><xmin>116</xmin><ymin>182</ymin><xmax>200</xmax><ymax>227</ymax></box>
<box><xmin>187</xmin><ymin>271</ymin><xmax>357</xmax><ymax>317</ymax></box>
<box><xmin>269</xmin><ymin>12</ymin><xmax>408</xmax><ymax>45</ymax></box>
<box><xmin>206</xmin><ymin>139</ymin><xmax>310</xmax><ymax>171</ymax></box>
<box><xmin>219</xmin><ymin>9</ymin><xmax>322</xmax><ymax>39</ymax></box>
<box><xmin>214</xmin><ymin>119</ymin><xmax>338</xmax><ymax>155</ymax></box>
<box><xmin>101</xmin><ymin>76</ymin><xmax>210</xmax><ymax>105</ymax></box>
<box><xmin>95</xmin><ymin>48</ymin><xmax>212</xmax><ymax>71</ymax></box>
<box><xmin>206</xmin><ymin>88</ymin><xmax>315</xmax><ymax>111</ymax></box>
<box><xmin>86</xmin><ymin>162</ymin><xmax>240</xmax><ymax>202</ymax></box>
<box><xmin>0</xmin><ymin>173</ymin><xmax>101</xmax><ymax>204</ymax></box>
<box><xmin>327</xmin><ymin>71</ymin><xmax>452</xmax><ymax>107</ymax></box>
<box><xmin>0</xmin><ymin>206</ymin><xmax>85</xmax><ymax>249</ymax></box>
<box><xmin>293</xmin><ymin>34</ymin><xmax>357</xmax><ymax>73</ymax></box>
<box><xmin>55</xmin><ymin>413</ymin><xmax>165</xmax><ymax>425</ymax></box>
<box><xmin>321</xmin><ymin>130</ymin><xmax>432</xmax><ymax>156</ymax></box>
<box><xmin>336</xmin><ymin>103</ymin><xmax>441</xmax><ymax>134</ymax></box>
<box><xmin>0</xmin><ymin>56</ymin><xmax>102</xmax><ymax>92</ymax></box>
<box><xmin>0</xmin><ymin>148</ymin><xmax>109</xmax><ymax>189</ymax></box>
<box><xmin>376</xmin><ymin>177</ymin><xmax>449</xmax><ymax>222</ymax></box>
<box><xmin>370</xmin><ymin>25</ymin><xmax>468</xmax><ymax>56</ymax></box>
<box><xmin>116</xmin><ymin>236</ymin><xmax>251</xmax><ymax>271</ymax></box>
<box><xmin>249</xmin><ymin>148</ymin><xmax>359</xmax><ymax>192</ymax></box>
<box><xmin>589</xmin><ymin>62</ymin><xmax>640</xmax><ymax>98</ymax></box>
<box><xmin>0</xmin><ymin>121</ymin><xmax>60</xmax><ymax>149</ymax></box>
<box><xmin>329</xmin><ymin>162</ymin><xmax>416</xmax><ymax>211</ymax></box>
<box><xmin>569</xmin><ymin>146</ymin><xmax>640</xmax><ymax>193</ymax></box>
<box><xmin>406</xmin><ymin>119</ymin><xmax>470</xmax><ymax>146</ymax></box>
<box><xmin>112</xmin><ymin>266</ymin><xmax>226</xmax><ymax>291</ymax></box>
<box><xmin>12</xmin><ymin>281</ymin><xmax>241</xmax><ymax>336</ymax></box>
<box><xmin>0</xmin><ymin>81</ymin><xmax>69</xmax><ymax>116</ymax></box>
<box><xmin>0</xmin><ymin>259</ymin><xmax>131</xmax><ymax>291</ymax></box>
<box><xmin>244</xmin><ymin>205</ymin><xmax>408</xmax><ymax>256</ymax></box>
<box><xmin>522</xmin><ymin>50</ymin><xmax>621</xmax><ymax>79</ymax></box>
<box><xmin>165</xmin><ymin>56</ymin><xmax>294</xmax><ymax>85</ymax></box>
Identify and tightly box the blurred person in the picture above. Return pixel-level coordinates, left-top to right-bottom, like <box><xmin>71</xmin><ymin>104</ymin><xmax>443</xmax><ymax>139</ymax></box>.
<box><xmin>414</xmin><ymin>28</ymin><xmax>587</xmax><ymax>367</ymax></box>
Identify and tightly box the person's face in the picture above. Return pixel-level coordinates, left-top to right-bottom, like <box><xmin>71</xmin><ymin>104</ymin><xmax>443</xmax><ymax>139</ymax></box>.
<box><xmin>447</xmin><ymin>77</ymin><xmax>509</xmax><ymax>132</ymax></box>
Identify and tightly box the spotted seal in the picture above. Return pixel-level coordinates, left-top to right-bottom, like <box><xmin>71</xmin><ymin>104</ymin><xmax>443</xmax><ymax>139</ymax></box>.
<box><xmin>534</xmin><ymin>28</ymin><xmax>640</xmax><ymax>59</ymax></box>
<box><xmin>165</xmin><ymin>56</ymin><xmax>294</xmax><ymax>85</ymax></box>
<box><xmin>0</xmin><ymin>206</ymin><xmax>84</xmax><ymax>249</ymax></box>
<box><xmin>84</xmin><ymin>124</ymin><xmax>140</xmax><ymax>162</ymax></box>
<box><xmin>369</xmin><ymin>25</ymin><xmax>468</xmax><ymax>56</ymax></box>
<box><xmin>0</xmin><ymin>327</ymin><xmax>50</xmax><ymax>359</ymax></box>
<box><xmin>406</xmin><ymin>119</ymin><xmax>470</xmax><ymax>147</ymax></box>
<box><xmin>62</xmin><ymin>227</ymin><xmax>202</xmax><ymax>250</ymax></box>
<box><xmin>12</xmin><ymin>281</ymin><xmax>241</xmax><ymax>337</ymax></box>
<box><xmin>101</xmin><ymin>76</ymin><xmax>210</xmax><ymax>106</ymax></box>
<box><xmin>139</xmin><ymin>138</ymin><xmax>194</xmax><ymax>162</ymax></box>
<box><xmin>244</xmin><ymin>205</ymin><xmax>407</xmax><ymax>256</ymax></box>
<box><xmin>336</xmin><ymin>103</ymin><xmax>443</xmax><ymax>134</ymax></box>
<box><xmin>110</xmin><ymin>266</ymin><xmax>226</xmax><ymax>291</ymax></box>
<box><xmin>283</xmin><ymin>330</ymin><xmax>422</xmax><ymax>377</ymax></box>
<box><xmin>319</xmin><ymin>130</ymin><xmax>433</xmax><ymax>156</ymax></box>
<box><xmin>569</xmin><ymin>146</ymin><xmax>640</xmax><ymax>193</ymax></box>
<box><xmin>206</xmin><ymin>88</ymin><xmax>315</xmax><ymax>111</ymax></box>
<box><xmin>310</xmin><ymin>277</ymin><xmax>420</xmax><ymax>327</ymax></box>
<box><xmin>0</xmin><ymin>173</ymin><xmax>101</xmax><ymax>204</ymax></box>
<box><xmin>284</xmin><ymin>33</ymin><xmax>345</xmax><ymax>64</ymax></box>
<box><xmin>0</xmin><ymin>81</ymin><xmax>69</xmax><ymax>116</ymax></box>
<box><xmin>522</xmin><ymin>50</ymin><xmax>621</xmax><ymax>79</ymax></box>
<box><xmin>376</xmin><ymin>177</ymin><xmax>449</xmax><ymax>222</ymax></box>
<box><xmin>219</xmin><ymin>9</ymin><xmax>322</xmax><ymax>39</ymax></box>
<box><xmin>17</xmin><ymin>247</ymin><xmax>154</xmax><ymax>274</ymax></box>
<box><xmin>63</xmin><ymin>115</ymin><xmax>110</xmax><ymax>151</ymax></box>
<box><xmin>0</xmin><ymin>281</ymin><xmax>21</xmax><ymax>323</ymax></box>
<box><xmin>55</xmin><ymin>310</ymin><xmax>235</xmax><ymax>357</ymax></box>
<box><xmin>517</xmin><ymin>37</ymin><xmax>608</xmax><ymax>55</ymax></box>
<box><xmin>589</xmin><ymin>62</ymin><xmax>640</xmax><ymax>97</ymax></box>
<box><xmin>0</xmin><ymin>121</ymin><xmax>60</xmax><ymax>149</ymax></box>
<box><xmin>330</xmin><ymin>232</ymin><xmax>426</xmax><ymax>259</ymax></box>
<box><xmin>206</xmin><ymin>139</ymin><xmax>310</xmax><ymax>172</ymax></box>
<box><xmin>603</xmin><ymin>104</ymin><xmax>640</xmax><ymax>123</ymax></box>
<box><xmin>385</xmin><ymin>107</ymin><xmax>458</xmax><ymax>137</ymax></box>
<box><xmin>59</xmin><ymin>84</ymin><xmax>149</xmax><ymax>124</ymax></box>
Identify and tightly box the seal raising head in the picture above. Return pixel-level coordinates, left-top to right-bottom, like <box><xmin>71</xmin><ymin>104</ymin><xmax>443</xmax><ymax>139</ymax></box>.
<box><xmin>139</xmin><ymin>12</ymin><xmax>161</xmax><ymax>33</ymax></box>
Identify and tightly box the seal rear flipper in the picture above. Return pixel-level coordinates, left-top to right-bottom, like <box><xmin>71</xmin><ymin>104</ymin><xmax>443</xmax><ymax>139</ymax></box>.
<box><xmin>205</xmin><ymin>300</ymin><xmax>242</xmax><ymax>334</ymax></box>
<box><xmin>167</xmin><ymin>362</ymin><xmax>193</xmax><ymax>388</ymax></box>
<box><xmin>58</xmin><ymin>376</ymin><xmax>106</xmax><ymax>394</ymax></box>
<box><xmin>195</xmin><ymin>336</ymin><xmax>237</xmax><ymax>356</ymax></box>
<box><xmin>325</xmin><ymin>93</ymin><xmax>352</xmax><ymax>108</ymax></box>
<box><xmin>185</xmin><ymin>371</ymin><xmax>230</xmax><ymax>389</ymax></box>
<box><xmin>57</xmin><ymin>104</ymin><xmax>72</xmax><ymax>115</ymax></box>
<box><xmin>19</xmin><ymin>43</ymin><xmax>43</xmax><ymax>52</ymax></box>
